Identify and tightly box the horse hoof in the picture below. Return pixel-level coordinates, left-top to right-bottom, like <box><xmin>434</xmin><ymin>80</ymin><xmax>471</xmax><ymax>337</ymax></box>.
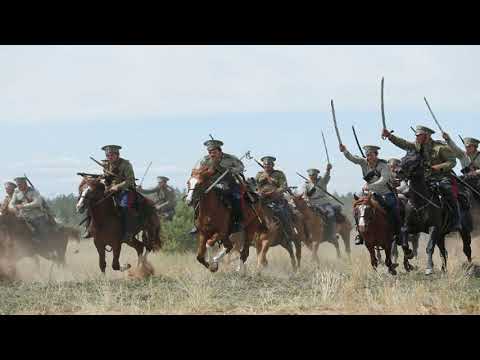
<box><xmin>120</xmin><ymin>264</ymin><xmax>132</xmax><ymax>272</ymax></box>
<box><xmin>425</xmin><ymin>268</ymin><xmax>433</xmax><ymax>275</ymax></box>
<box><xmin>389</xmin><ymin>269</ymin><xmax>397</xmax><ymax>276</ymax></box>
<box><xmin>209</xmin><ymin>261</ymin><xmax>219</xmax><ymax>273</ymax></box>
<box><xmin>392</xmin><ymin>263</ymin><xmax>399</xmax><ymax>269</ymax></box>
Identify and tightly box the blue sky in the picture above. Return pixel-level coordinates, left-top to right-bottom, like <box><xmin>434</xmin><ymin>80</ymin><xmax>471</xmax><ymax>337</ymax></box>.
<box><xmin>1</xmin><ymin>45</ymin><xmax>479</xmax><ymax>198</ymax></box>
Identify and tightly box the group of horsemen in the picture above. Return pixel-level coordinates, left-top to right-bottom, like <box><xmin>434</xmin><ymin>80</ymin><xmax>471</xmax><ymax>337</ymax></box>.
<box><xmin>2</xmin><ymin>123</ymin><xmax>480</xmax><ymax>257</ymax></box>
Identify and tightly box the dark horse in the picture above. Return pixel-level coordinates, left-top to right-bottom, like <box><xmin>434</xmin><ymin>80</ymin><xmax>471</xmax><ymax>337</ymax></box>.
<box><xmin>77</xmin><ymin>177</ymin><xmax>162</xmax><ymax>273</ymax></box>
<box><xmin>353</xmin><ymin>192</ymin><xmax>401</xmax><ymax>275</ymax></box>
<box><xmin>0</xmin><ymin>210</ymin><xmax>80</xmax><ymax>278</ymax></box>
<box><xmin>397</xmin><ymin>151</ymin><xmax>466</xmax><ymax>274</ymax></box>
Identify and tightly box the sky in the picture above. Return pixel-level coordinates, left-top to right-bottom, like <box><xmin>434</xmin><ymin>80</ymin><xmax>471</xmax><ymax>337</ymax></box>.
<box><xmin>1</xmin><ymin>45</ymin><xmax>479</xmax><ymax>198</ymax></box>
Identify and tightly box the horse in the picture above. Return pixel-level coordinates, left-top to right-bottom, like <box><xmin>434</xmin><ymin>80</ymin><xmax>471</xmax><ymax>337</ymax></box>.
<box><xmin>352</xmin><ymin>192</ymin><xmax>399</xmax><ymax>275</ymax></box>
<box><xmin>291</xmin><ymin>195</ymin><xmax>351</xmax><ymax>262</ymax></box>
<box><xmin>186</xmin><ymin>167</ymin><xmax>300</xmax><ymax>272</ymax></box>
<box><xmin>398</xmin><ymin>151</ymin><xmax>459</xmax><ymax>275</ymax></box>
<box><xmin>0</xmin><ymin>210</ymin><xmax>81</xmax><ymax>278</ymax></box>
<box><xmin>76</xmin><ymin>177</ymin><xmax>162</xmax><ymax>274</ymax></box>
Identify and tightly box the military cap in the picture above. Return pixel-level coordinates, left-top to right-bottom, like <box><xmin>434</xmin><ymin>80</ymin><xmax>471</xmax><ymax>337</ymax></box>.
<box><xmin>203</xmin><ymin>140</ymin><xmax>224</xmax><ymax>151</ymax></box>
<box><xmin>4</xmin><ymin>181</ymin><xmax>17</xmax><ymax>188</ymax></box>
<box><xmin>14</xmin><ymin>177</ymin><xmax>27</xmax><ymax>184</ymax></box>
<box><xmin>362</xmin><ymin>145</ymin><xmax>380</xmax><ymax>154</ymax></box>
<box><xmin>388</xmin><ymin>158</ymin><xmax>401</xmax><ymax>166</ymax></box>
<box><xmin>157</xmin><ymin>176</ymin><xmax>169</xmax><ymax>182</ymax></box>
<box><xmin>306</xmin><ymin>168</ymin><xmax>320</xmax><ymax>176</ymax></box>
<box><xmin>101</xmin><ymin>145</ymin><xmax>122</xmax><ymax>153</ymax></box>
<box><xmin>261</xmin><ymin>156</ymin><xmax>276</xmax><ymax>165</ymax></box>
<box><xmin>415</xmin><ymin>125</ymin><xmax>435</xmax><ymax>135</ymax></box>
<box><xmin>463</xmin><ymin>137</ymin><xmax>480</xmax><ymax>146</ymax></box>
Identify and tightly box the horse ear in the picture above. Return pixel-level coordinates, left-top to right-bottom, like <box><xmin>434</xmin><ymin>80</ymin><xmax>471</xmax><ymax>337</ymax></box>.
<box><xmin>353</xmin><ymin>194</ymin><xmax>359</xmax><ymax>201</ymax></box>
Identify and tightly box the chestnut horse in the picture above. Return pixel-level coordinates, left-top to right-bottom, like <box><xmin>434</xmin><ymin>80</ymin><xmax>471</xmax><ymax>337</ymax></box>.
<box><xmin>186</xmin><ymin>166</ymin><xmax>270</xmax><ymax>273</ymax></box>
<box><xmin>291</xmin><ymin>195</ymin><xmax>352</xmax><ymax>262</ymax></box>
<box><xmin>353</xmin><ymin>192</ymin><xmax>399</xmax><ymax>275</ymax></box>
<box><xmin>76</xmin><ymin>178</ymin><xmax>162</xmax><ymax>273</ymax></box>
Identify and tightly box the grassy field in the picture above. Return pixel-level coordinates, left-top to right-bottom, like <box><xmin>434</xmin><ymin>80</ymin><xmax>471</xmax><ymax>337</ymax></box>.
<box><xmin>1</xmin><ymin>233</ymin><xmax>480</xmax><ymax>315</ymax></box>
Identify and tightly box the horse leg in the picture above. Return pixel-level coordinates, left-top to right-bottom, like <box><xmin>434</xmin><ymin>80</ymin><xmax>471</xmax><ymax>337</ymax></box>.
<box><xmin>376</xmin><ymin>248</ymin><xmax>383</xmax><ymax>265</ymax></box>
<box><xmin>94</xmin><ymin>240</ymin><xmax>106</xmax><ymax>274</ymax></box>
<box><xmin>312</xmin><ymin>240</ymin><xmax>320</xmax><ymax>265</ymax></box>
<box><xmin>340</xmin><ymin>226</ymin><xmax>352</xmax><ymax>259</ymax></box>
<box><xmin>437</xmin><ymin>233</ymin><xmax>448</xmax><ymax>273</ymax></box>
<box><xmin>460</xmin><ymin>228</ymin><xmax>472</xmax><ymax>263</ymax></box>
<box><xmin>129</xmin><ymin>238</ymin><xmax>145</xmax><ymax>267</ymax></box>
<box><xmin>282</xmin><ymin>240</ymin><xmax>297</xmax><ymax>272</ymax></box>
<box><xmin>196</xmin><ymin>233</ymin><xmax>209</xmax><ymax>269</ymax></box>
<box><xmin>425</xmin><ymin>226</ymin><xmax>437</xmax><ymax>275</ymax></box>
<box><xmin>111</xmin><ymin>241</ymin><xmax>122</xmax><ymax>271</ymax></box>
<box><xmin>333</xmin><ymin>238</ymin><xmax>341</xmax><ymax>259</ymax></box>
<box><xmin>367</xmin><ymin>245</ymin><xmax>378</xmax><ymax>270</ymax></box>
<box><xmin>294</xmin><ymin>238</ymin><xmax>302</xmax><ymax>269</ymax></box>
<box><xmin>257</xmin><ymin>235</ymin><xmax>269</xmax><ymax>270</ymax></box>
<box><xmin>384</xmin><ymin>241</ymin><xmax>397</xmax><ymax>275</ymax></box>
<box><xmin>411</xmin><ymin>233</ymin><xmax>419</xmax><ymax>258</ymax></box>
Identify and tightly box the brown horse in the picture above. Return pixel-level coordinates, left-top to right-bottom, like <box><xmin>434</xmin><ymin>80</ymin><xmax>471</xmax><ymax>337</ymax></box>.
<box><xmin>76</xmin><ymin>177</ymin><xmax>162</xmax><ymax>274</ymax></box>
<box><xmin>0</xmin><ymin>211</ymin><xmax>81</xmax><ymax>277</ymax></box>
<box><xmin>186</xmin><ymin>166</ymin><xmax>271</xmax><ymax>273</ymax></box>
<box><xmin>352</xmin><ymin>193</ymin><xmax>398</xmax><ymax>275</ymax></box>
<box><xmin>291</xmin><ymin>195</ymin><xmax>351</xmax><ymax>262</ymax></box>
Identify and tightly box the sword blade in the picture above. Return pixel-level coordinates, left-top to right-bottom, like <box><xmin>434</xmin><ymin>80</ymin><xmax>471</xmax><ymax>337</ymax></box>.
<box><xmin>381</xmin><ymin>77</ymin><xmax>387</xmax><ymax>139</ymax></box>
<box><xmin>139</xmin><ymin>161</ymin><xmax>153</xmax><ymax>187</ymax></box>
<box><xmin>331</xmin><ymin>100</ymin><xmax>343</xmax><ymax>145</ymax></box>
<box><xmin>352</xmin><ymin>125</ymin><xmax>366</xmax><ymax>158</ymax></box>
<box><xmin>424</xmin><ymin>97</ymin><xmax>444</xmax><ymax>133</ymax></box>
<box><xmin>321</xmin><ymin>131</ymin><xmax>331</xmax><ymax>164</ymax></box>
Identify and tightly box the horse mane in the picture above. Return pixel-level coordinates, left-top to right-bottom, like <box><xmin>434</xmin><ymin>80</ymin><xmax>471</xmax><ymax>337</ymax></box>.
<box><xmin>352</xmin><ymin>195</ymin><xmax>386</xmax><ymax>215</ymax></box>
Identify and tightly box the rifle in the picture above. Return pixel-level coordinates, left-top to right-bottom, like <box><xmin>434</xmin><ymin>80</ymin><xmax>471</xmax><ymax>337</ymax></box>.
<box><xmin>296</xmin><ymin>172</ymin><xmax>344</xmax><ymax>206</ymax></box>
<box><xmin>77</xmin><ymin>172</ymin><xmax>104</xmax><ymax>178</ymax></box>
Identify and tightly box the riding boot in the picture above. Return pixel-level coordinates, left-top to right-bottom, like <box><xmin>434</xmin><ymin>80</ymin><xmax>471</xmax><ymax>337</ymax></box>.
<box><xmin>231</xmin><ymin>194</ymin><xmax>243</xmax><ymax>233</ymax></box>
<box><xmin>400</xmin><ymin>228</ymin><xmax>414</xmax><ymax>260</ymax></box>
<box><xmin>325</xmin><ymin>218</ymin><xmax>336</xmax><ymax>242</ymax></box>
<box><xmin>121</xmin><ymin>208</ymin><xmax>137</xmax><ymax>243</ymax></box>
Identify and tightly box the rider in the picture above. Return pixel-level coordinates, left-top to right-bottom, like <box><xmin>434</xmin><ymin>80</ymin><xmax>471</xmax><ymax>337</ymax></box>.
<box><xmin>340</xmin><ymin>144</ymin><xmax>410</xmax><ymax>256</ymax></box>
<box><xmin>443</xmin><ymin>133</ymin><xmax>480</xmax><ymax>192</ymax></box>
<box><xmin>8</xmin><ymin>177</ymin><xmax>52</xmax><ymax>243</ymax></box>
<box><xmin>302</xmin><ymin>164</ymin><xmax>337</xmax><ymax>243</ymax></box>
<box><xmin>190</xmin><ymin>139</ymin><xmax>245</xmax><ymax>234</ymax></box>
<box><xmin>1</xmin><ymin>181</ymin><xmax>17</xmax><ymax>214</ymax></box>
<box><xmin>101</xmin><ymin>145</ymin><xmax>137</xmax><ymax>243</ymax></box>
<box><xmin>255</xmin><ymin>156</ymin><xmax>297</xmax><ymax>238</ymax></box>
<box><xmin>383</xmin><ymin>126</ymin><xmax>460</xmax><ymax>232</ymax></box>
<box><xmin>138</xmin><ymin>176</ymin><xmax>177</xmax><ymax>221</ymax></box>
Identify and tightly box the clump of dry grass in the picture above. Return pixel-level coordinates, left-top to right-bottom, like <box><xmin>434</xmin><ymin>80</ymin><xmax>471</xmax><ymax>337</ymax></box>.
<box><xmin>1</xmin><ymin>234</ymin><xmax>480</xmax><ymax>314</ymax></box>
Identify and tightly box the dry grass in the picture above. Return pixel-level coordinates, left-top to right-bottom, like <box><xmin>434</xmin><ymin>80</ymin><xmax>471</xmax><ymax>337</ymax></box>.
<box><xmin>1</xmin><ymin>233</ymin><xmax>480</xmax><ymax>314</ymax></box>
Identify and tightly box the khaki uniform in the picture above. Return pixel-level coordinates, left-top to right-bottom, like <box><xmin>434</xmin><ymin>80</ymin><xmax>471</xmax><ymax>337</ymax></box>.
<box><xmin>343</xmin><ymin>150</ymin><xmax>392</xmax><ymax>195</ymax></box>
<box><xmin>256</xmin><ymin>169</ymin><xmax>288</xmax><ymax>194</ymax></box>
<box><xmin>197</xmin><ymin>153</ymin><xmax>244</xmax><ymax>179</ymax></box>
<box><xmin>1</xmin><ymin>195</ymin><xmax>12</xmax><ymax>214</ymax></box>
<box><xmin>446</xmin><ymin>137</ymin><xmax>480</xmax><ymax>174</ymax></box>
<box><xmin>8</xmin><ymin>187</ymin><xmax>46</xmax><ymax>220</ymax></box>
<box><xmin>388</xmin><ymin>134</ymin><xmax>456</xmax><ymax>179</ymax></box>
<box><xmin>303</xmin><ymin>171</ymin><xmax>331</xmax><ymax>207</ymax></box>
<box><xmin>104</xmin><ymin>158</ymin><xmax>136</xmax><ymax>191</ymax></box>
<box><xmin>140</xmin><ymin>184</ymin><xmax>177</xmax><ymax>212</ymax></box>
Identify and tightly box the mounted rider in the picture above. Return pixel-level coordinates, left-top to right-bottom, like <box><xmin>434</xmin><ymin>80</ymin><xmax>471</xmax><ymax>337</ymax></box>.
<box><xmin>1</xmin><ymin>181</ymin><xmax>17</xmax><ymax>215</ymax></box>
<box><xmin>138</xmin><ymin>176</ymin><xmax>177</xmax><ymax>221</ymax></box>
<box><xmin>255</xmin><ymin>156</ymin><xmax>297</xmax><ymax>238</ymax></box>
<box><xmin>101</xmin><ymin>145</ymin><xmax>138</xmax><ymax>243</ymax></box>
<box><xmin>443</xmin><ymin>133</ymin><xmax>480</xmax><ymax>195</ymax></box>
<box><xmin>8</xmin><ymin>177</ymin><xmax>53</xmax><ymax>244</ymax></box>
<box><xmin>190</xmin><ymin>139</ymin><xmax>245</xmax><ymax>234</ymax></box>
<box><xmin>388</xmin><ymin>158</ymin><xmax>410</xmax><ymax>200</ymax></box>
<box><xmin>302</xmin><ymin>164</ymin><xmax>337</xmax><ymax>243</ymax></box>
<box><xmin>382</xmin><ymin>126</ymin><xmax>461</xmax><ymax>232</ymax></box>
<box><xmin>340</xmin><ymin>144</ymin><xmax>409</xmax><ymax>256</ymax></box>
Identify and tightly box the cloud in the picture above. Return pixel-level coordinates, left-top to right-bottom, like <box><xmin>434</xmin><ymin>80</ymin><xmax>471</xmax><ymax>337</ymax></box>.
<box><xmin>1</xmin><ymin>45</ymin><xmax>480</xmax><ymax>124</ymax></box>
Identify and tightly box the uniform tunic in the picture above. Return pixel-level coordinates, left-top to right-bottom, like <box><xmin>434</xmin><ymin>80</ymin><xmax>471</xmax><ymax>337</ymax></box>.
<box><xmin>446</xmin><ymin>137</ymin><xmax>480</xmax><ymax>174</ymax></box>
<box><xmin>302</xmin><ymin>171</ymin><xmax>331</xmax><ymax>207</ymax></box>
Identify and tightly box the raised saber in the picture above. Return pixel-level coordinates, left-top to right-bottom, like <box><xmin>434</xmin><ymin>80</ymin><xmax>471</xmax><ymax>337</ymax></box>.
<box><xmin>296</xmin><ymin>172</ymin><xmax>344</xmax><ymax>206</ymax></box>
<box><xmin>459</xmin><ymin>135</ymin><xmax>466</xmax><ymax>146</ymax></box>
<box><xmin>424</xmin><ymin>97</ymin><xmax>444</xmax><ymax>134</ymax></box>
<box><xmin>381</xmin><ymin>77</ymin><xmax>387</xmax><ymax>139</ymax></box>
<box><xmin>331</xmin><ymin>100</ymin><xmax>343</xmax><ymax>145</ymax></box>
<box><xmin>321</xmin><ymin>131</ymin><xmax>330</xmax><ymax>164</ymax></box>
<box><xmin>352</xmin><ymin>125</ymin><xmax>366</xmax><ymax>158</ymax></box>
<box><xmin>139</xmin><ymin>161</ymin><xmax>152</xmax><ymax>187</ymax></box>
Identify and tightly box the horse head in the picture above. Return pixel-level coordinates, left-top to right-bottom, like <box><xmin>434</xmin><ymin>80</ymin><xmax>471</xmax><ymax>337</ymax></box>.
<box><xmin>185</xmin><ymin>166</ymin><xmax>216</xmax><ymax>206</ymax></box>
<box><xmin>398</xmin><ymin>150</ymin><xmax>425</xmax><ymax>181</ymax></box>
<box><xmin>353</xmin><ymin>192</ymin><xmax>375</xmax><ymax>233</ymax></box>
<box><xmin>76</xmin><ymin>177</ymin><xmax>106</xmax><ymax>214</ymax></box>
<box><xmin>291</xmin><ymin>194</ymin><xmax>308</xmax><ymax>211</ymax></box>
